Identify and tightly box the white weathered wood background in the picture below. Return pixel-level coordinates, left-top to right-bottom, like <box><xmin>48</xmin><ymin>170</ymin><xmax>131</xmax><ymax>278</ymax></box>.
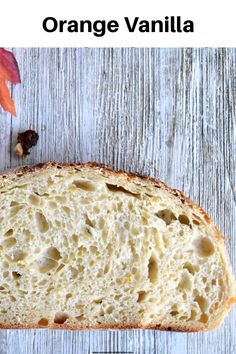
<box><xmin>0</xmin><ymin>48</ymin><xmax>235</xmax><ymax>354</ymax></box>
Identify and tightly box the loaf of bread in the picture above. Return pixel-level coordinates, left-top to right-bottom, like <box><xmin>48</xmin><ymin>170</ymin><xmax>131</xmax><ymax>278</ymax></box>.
<box><xmin>0</xmin><ymin>162</ymin><xmax>235</xmax><ymax>330</ymax></box>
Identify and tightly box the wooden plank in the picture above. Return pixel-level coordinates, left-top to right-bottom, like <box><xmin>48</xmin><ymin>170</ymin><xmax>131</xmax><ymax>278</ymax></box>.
<box><xmin>0</xmin><ymin>48</ymin><xmax>235</xmax><ymax>354</ymax></box>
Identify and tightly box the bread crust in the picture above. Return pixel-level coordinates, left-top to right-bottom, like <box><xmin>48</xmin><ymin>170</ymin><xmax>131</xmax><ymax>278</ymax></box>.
<box><xmin>0</xmin><ymin>323</ymin><xmax>203</xmax><ymax>331</ymax></box>
<box><xmin>0</xmin><ymin>161</ymin><xmax>235</xmax><ymax>331</ymax></box>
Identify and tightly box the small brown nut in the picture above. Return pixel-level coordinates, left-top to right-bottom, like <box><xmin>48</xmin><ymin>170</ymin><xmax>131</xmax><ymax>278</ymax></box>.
<box><xmin>14</xmin><ymin>130</ymin><xmax>39</xmax><ymax>158</ymax></box>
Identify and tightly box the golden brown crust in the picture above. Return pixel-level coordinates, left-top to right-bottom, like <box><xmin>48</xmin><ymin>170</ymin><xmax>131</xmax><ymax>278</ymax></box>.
<box><xmin>0</xmin><ymin>322</ymin><xmax>203</xmax><ymax>331</ymax></box>
<box><xmin>0</xmin><ymin>161</ymin><xmax>235</xmax><ymax>331</ymax></box>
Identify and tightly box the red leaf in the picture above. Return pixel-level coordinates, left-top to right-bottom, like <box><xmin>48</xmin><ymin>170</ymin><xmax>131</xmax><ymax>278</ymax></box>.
<box><xmin>0</xmin><ymin>48</ymin><xmax>21</xmax><ymax>84</ymax></box>
<box><xmin>0</xmin><ymin>49</ymin><xmax>20</xmax><ymax>116</ymax></box>
<box><xmin>0</xmin><ymin>79</ymin><xmax>16</xmax><ymax>116</ymax></box>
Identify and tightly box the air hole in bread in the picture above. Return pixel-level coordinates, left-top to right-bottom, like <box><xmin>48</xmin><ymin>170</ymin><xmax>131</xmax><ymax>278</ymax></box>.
<box><xmin>106</xmin><ymin>183</ymin><xmax>140</xmax><ymax>198</ymax></box>
<box><xmin>1</xmin><ymin>261</ymin><xmax>9</xmax><ymax>269</ymax></box>
<box><xmin>10</xmin><ymin>249</ymin><xmax>27</xmax><ymax>262</ymax></box>
<box><xmin>178</xmin><ymin>273</ymin><xmax>192</xmax><ymax>291</ymax></box>
<box><xmin>18</xmin><ymin>289</ymin><xmax>28</xmax><ymax>295</ymax></box>
<box><xmin>85</xmin><ymin>215</ymin><xmax>94</xmax><ymax>228</ymax></box>
<box><xmin>163</xmin><ymin>235</ymin><xmax>170</xmax><ymax>248</ymax></box>
<box><xmin>63</xmin><ymin>206</ymin><xmax>71</xmax><ymax>217</ymax></box>
<box><xmin>0</xmin><ymin>286</ymin><xmax>5</xmax><ymax>291</ymax></box>
<box><xmin>93</xmin><ymin>206</ymin><xmax>100</xmax><ymax>214</ymax></box>
<box><xmin>199</xmin><ymin>313</ymin><xmax>208</xmax><ymax>323</ymax></box>
<box><xmin>55</xmin><ymin>196</ymin><xmax>67</xmax><ymax>204</ymax></box>
<box><xmin>194</xmin><ymin>237</ymin><xmax>214</xmax><ymax>257</ymax></box>
<box><xmin>71</xmin><ymin>234</ymin><xmax>79</xmax><ymax>244</ymax></box>
<box><xmin>189</xmin><ymin>310</ymin><xmax>197</xmax><ymax>321</ymax></box>
<box><xmin>46</xmin><ymin>287</ymin><xmax>53</xmax><ymax>294</ymax></box>
<box><xmin>2</xmin><ymin>237</ymin><xmax>16</xmax><ymax>248</ymax></box>
<box><xmin>63</xmin><ymin>236</ymin><xmax>69</xmax><ymax>248</ymax></box>
<box><xmin>128</xmin><ymin>201</ymin><xmax>134</xmax><ymax>211</ymax></box>
<box><xmin>93</xmin><ymin>298</ymin><xmax>103</xmax><ymax>304</ymax></box>
<box><xmin>219</xmin><ymin>278</ymin><xmax>224</xmax><ymax>287</ymax></box>
<box><xmin>54</xmin><ymin>312</ymin><xmax>69</xmax><ymax>324</ymax></box>
<box><xmin>75</xmin><ymin>314</ymin><xmax>84</xmax><ymax>321</ymax></box>
<box><xmin>10</xmin><ymin>296</ymin><xmax>16</xmax><ymax>302</ymax></box>
<box><xmin>211</xmin><ymin>279</ymin><xmax>217</xmax><ymax>286</ymax></box>
<box><xmin>136</xmin><ymin>291</ymin><xmax>146</xmax><ymax>303</ymax></box>
<box><xmin>77</xmin><ymin>246</ymin><xmax>87</xmax><ymax>257</ymax></box>
<box><xmin>66</xmin><ymin>293</ymin><xmax>72</xmax><ymax>300</ymax></box>
<box><xmin>106</xmin><ymin>306</ymin><xmax>114</xmax><ymax>314</ymax></box>
<box><xmin>179</xmin><ymin>316</ymin><xmax>188</xmax><ymax>321</ymax></box>
<box><xmin>38</xmin><ymin>318</ymin><xmax>49</xmax><ymax>326</ymax></box>
<box><xmin>48</xmin><ymin>201</ymin><xmax>57</xmax><ymax>209</ymax></box>
<box><xmin>131</xmin><ymin>227</ymin><xmax>139</xmax><ymax>236</ymax></box>
<box><xmin>148</xmin><ymin>255</ymin><xmax>158</xmax><ymax>284</ymax></box>
<box><xmin>90</xmin><ymin>246</ymin><xmax>98</xmax><ymax>255</ymax></box>
<box><xmin>102</xmin><ymin>229</ymin><xmax>108</xmax><ymax>240</ymax></box>
<box><xmin>194</xmin><ymin>295</ymin><xmax>208</xmax><ymax>312</ymax></box>
<box><xmin>10</xmin><ymin>201</ymin><xmax>19</xmax><ymax>207</ymax></box>
<box><xmin>131</xmin><ymin>267</ymin><xmax>137</xmax><ymax>275</ymax></box>
<box><xmin>34</xmin><ymin>191</ymin><xmax>50</xmax><ymax>197</ymax></box>
<box><xmin>193</xmin><ymin>219</ymin><xmax>200</xmax><ymax>226</ymax></box>
<box><xmin>156</xmin><ymin>209</ymin><xmax>177</xmax><ymax>225</ymax></box>
<box><xmin>116</xmin><ymin>278</ymin><xmax>122</xmax><ymax>285</ymax></box>
<box><xmin>178</xmin><ymin>214</ymin><xmax>190</xmax><ymax>226</ymax></box>
<box><xmin>4</xmin><ymin>229</ymin><xmax>14</xmax><ymax>237</ymax></box>
<box><xmin>193</xmin><ymin>213</ymin><xmax>201</xmax><ymax>222</ymax></box>
<box><xmin>38</xmin><ymin>279</ymin><xmax>47</xmax><ymax>286</ymax></box>
<box><xmin>97</xmin><ymin>269</ymin><xmax>103</xmax><ymax>277</ymax></box>
<box><xmin>12</xmin><ymin>271</ymin><xmax>21</xmax><ymax>279</ymax></box>
<box><xmin>69</xmin><ymin>266</ymin><xmax>79</xmax><ymax>279</ymax></box>
<box><xmin>55</xmin><ymin>263</ymin><xmax>65</xmax><ymax>273</ymax></box>
<box><xmin>3</xmin><ymin>271</ymin><xmax>9</xmax><ymax>278</ymax></box>
<box><xmin>183</xmin><ymin>262</ymin><xmax>199</xmax><ymax>275</ymax></box>
<box><xmin>10</xmin><ymin>184</ymin><xmax>28</xmax><ymax>191</ymax></box>
<box><xmin>104</xmin><ymin>264</ymin><xmax>110</xmax><ymax>274</ymax></box>
<box><xmin>98</xmin><ymin>218</ymin><xmax>105</xmax><ymax>229</ymax></box>
<box><xmin>170</xmin><ymin>310</ymin><xmax>179</xmax><ymax>316</ymax></box>
<box><xmin>47</xmin><ymin>178</ymin><xmax>54</xmax><ymax>186</ymax></box>
<box><xmin>44</xmin><ymin>247</ymin><xmax>61</xmax><ymax>261</ymax></box>
<box><xmin>106</xmin><ymin>243</ymin><xmax>113</xmax><ymax>257</ymax></box>
<box><xmin>35</xmin><ymin>212</ymin><xmax>49</xmax><ymax>233</ymax></box>
<box><xmin>10</xmin><ymin>206</ymin><xmax>23</xmax><ymax>217</ymax></box>
<box><xmin>36</xmin><ymin>257</ymin><xmax>58</xmax><ymax>274</ymax></box>
<box><xmin>22</xmin><ymin>229</ymin><xmax>33</xmax><ymax>240</ymax></box>
<box><xmin>73</xmin><ymin>180</ymin><xmax>96</xmax><ymax>192</ymax></box>
<box><xmin>29</xmin><ymin>194</ymin><xmax>41</xmax><ymax>206</ymax></box>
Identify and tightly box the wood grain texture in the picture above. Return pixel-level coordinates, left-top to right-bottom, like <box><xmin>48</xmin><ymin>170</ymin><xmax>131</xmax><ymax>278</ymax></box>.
<box><xmin>0</xmin><ymin>48</ymin><xmax>235</xmax><ymax>354</ymax></box>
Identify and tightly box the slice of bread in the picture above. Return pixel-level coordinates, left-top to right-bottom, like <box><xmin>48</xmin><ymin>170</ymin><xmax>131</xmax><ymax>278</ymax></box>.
<box><xmin>0</xmin><ymin>162</ymin><xmax>235</xmax><ymax>331</ymax></box>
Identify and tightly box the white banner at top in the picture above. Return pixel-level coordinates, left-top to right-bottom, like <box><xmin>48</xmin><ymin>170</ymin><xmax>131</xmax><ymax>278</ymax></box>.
<box><xmin>1</xmin><ymin>0</ymin><xmax>235</xmax><ymax>47</ymax></box>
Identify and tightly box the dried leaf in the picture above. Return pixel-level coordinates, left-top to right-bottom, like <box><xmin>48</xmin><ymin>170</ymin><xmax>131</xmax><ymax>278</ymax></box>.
<box><xmin>0</xmin><ymin>48</ymin><xmax>21</xmax><ymax>116</ymax></box>
<box><xmin>0</xmin><ymin>79</ymin><xmax>16</xmax><ymax>116</ymax></box>
<box><xmin>0</xmin><ymin>48</ymin><xmax>21</xmax><ymax>83</ymax></box>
